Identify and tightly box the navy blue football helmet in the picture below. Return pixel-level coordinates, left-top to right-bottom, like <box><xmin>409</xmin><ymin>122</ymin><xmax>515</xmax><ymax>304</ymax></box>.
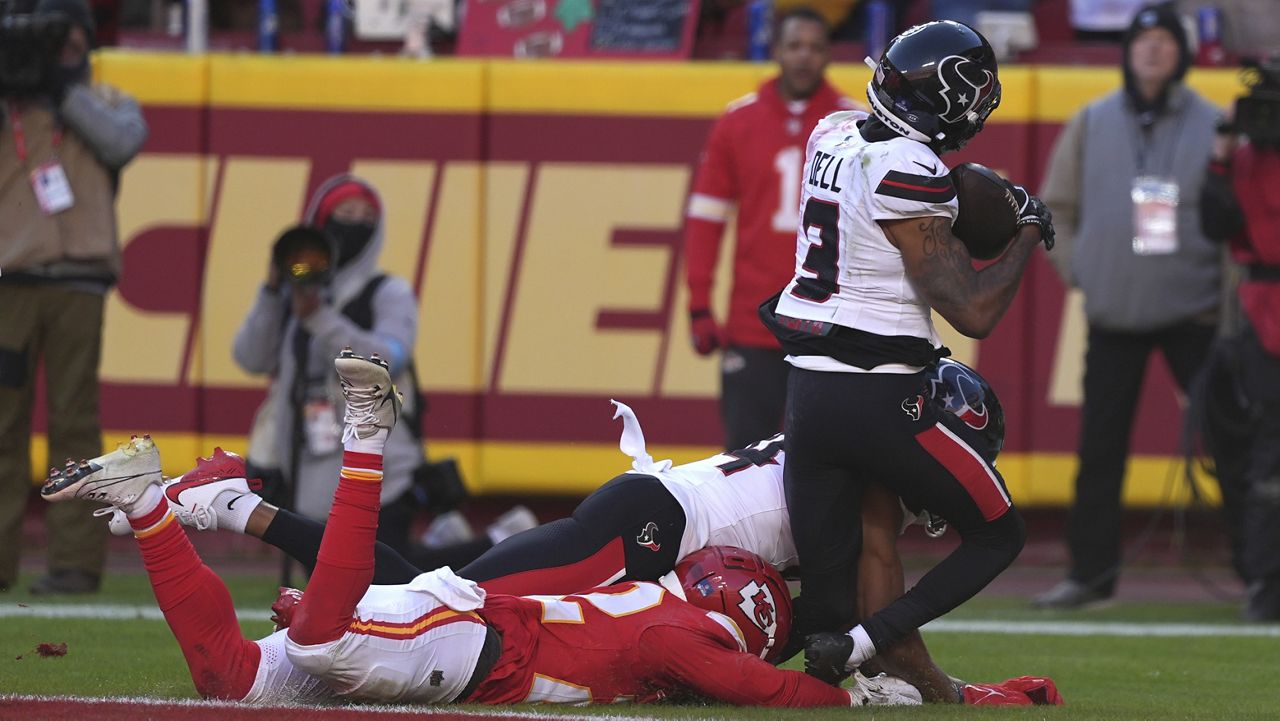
<box><xmin>866</xmin><ymin>20</ymin><xmax>1001</xmax><ymax>153</ymax></box>
<box><xmin>926</xmin><ymin>358</ymin><xmax>1005</xmax><ymax>461</ymax></box>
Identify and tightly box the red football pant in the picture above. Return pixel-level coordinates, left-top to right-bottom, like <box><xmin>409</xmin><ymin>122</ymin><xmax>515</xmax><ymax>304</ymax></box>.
<box><xmin>287</xmin><ymin>451</ymin><xmax>383</xmax><ymax>646</ymax></box>
<box><xmin>131</xmin><ymin>505</ymin><xmax>260</xmax><ymax>700</ymax></box>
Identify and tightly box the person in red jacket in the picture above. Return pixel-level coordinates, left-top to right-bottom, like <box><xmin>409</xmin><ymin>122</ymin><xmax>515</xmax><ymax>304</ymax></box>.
<box><xmin>684</xmin><ymin>7</ymin><xmax>858</xmax><ymax>449</ymax></box>
<box><xmin>1200</xmin><ymin>69</ymin><xmax>1280</xmax><ymax>621</ymax></box>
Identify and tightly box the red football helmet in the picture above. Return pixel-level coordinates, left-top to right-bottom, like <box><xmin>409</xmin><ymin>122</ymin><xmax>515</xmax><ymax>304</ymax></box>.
<box><xmin>674</xmin><ymin>546</ymin><xmax>793</xmax><ymax>663</ymax></box>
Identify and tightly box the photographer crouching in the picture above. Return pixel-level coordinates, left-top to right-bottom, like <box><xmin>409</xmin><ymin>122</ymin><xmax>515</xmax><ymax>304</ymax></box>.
<box><xmin>1200</xmin><ymin>56</ymin><xmax>1280</xmax><ymax>622</ymax></box>
<box><xmin>0</xmin><ymin>0</ymin><xmax>147</xmax><ymax>594</ymax></box>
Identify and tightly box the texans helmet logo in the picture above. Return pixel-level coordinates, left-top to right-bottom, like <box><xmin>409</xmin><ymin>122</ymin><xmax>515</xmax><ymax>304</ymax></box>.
<box><xmin>958</xmin><ymin>403</ymin><xmax>989</xmax><ymax>430</ymax></box>
<box><xmin>936</xmin><ymin>55</ymin><xmax>996</xmax><ymax>124</ymax></box>
<box><xmin>929</xmin><ymin>364</ymin><xmax>989</xmax><ymax>431</ymax></box>
<box><xmin>901</xmin><ymin>394</ymin><xmax>925</xmax><ymax>421</ymax></box>
<box><xmin>736</xmin><ymin>580</ymin><xmax>778</xmax><ymax>648</ymax></box>
<box><xmin>635</xmin><ymin>521</ymin><xmax>661</xmax><ymax>552</ymax></box>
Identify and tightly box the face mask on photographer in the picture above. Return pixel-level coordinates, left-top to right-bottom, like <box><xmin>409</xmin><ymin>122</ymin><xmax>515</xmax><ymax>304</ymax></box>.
<box><xmin>325</xmin><ymin>218</ymin><xmax>376</xmax><ymax>267</ymax></box>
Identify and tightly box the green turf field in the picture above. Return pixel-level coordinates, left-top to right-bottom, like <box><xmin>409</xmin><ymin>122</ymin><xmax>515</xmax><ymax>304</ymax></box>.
<box><xmin>3</xmin><ymin>571</ymin><xmax>1279</xmax><ymax>720</ymax></box>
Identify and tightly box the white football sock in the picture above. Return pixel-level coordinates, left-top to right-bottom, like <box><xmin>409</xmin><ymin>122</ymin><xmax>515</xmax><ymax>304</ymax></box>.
<box><xmin>846</xmin><ymin>625</ymin><xmax>877</xmax><ymax>669</ymax></box>
<box><xmin>126</xmin><ymin>484</ymin><xmax>164</xmax><ymax>519</ymax></box>
<box><xmin>214</xmin><ymin>489</ymin><xmax>262</xmax><ymax>534</ymax></box>
<box><xmin>343</xmin><ymin>427</ymin><xmax>389</xmax><ymax>456</ymax></box>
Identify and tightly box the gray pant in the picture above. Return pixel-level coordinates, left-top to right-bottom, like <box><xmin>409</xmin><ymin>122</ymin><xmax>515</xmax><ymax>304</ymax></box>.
<box><xmin>0</xmin><ymin>283</ymin><xmax>107</xmax><ymax>585</ymax></box>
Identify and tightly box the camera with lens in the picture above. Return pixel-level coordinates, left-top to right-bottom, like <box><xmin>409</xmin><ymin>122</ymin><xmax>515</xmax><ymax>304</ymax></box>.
<box><xmin>1231</xmin><ymin>56</ymin><xmax>1280</xmax><ymax>150</ymax></box>
<box><xmin>0</xmin><ymin>8</ymin><xmax>69</xmax><ymax>97</ymax></box>
<box><xmin>272</xmin><ymin>225</ymin><xmax>335</xmax><ymax>287</ymax></box>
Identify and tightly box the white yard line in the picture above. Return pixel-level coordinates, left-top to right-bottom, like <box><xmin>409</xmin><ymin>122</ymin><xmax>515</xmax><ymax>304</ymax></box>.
<box><xmin>0</xmin><ymin>602</ymin><xmax>273</xmax><ymax>622</ymax></box>
<box><xmin>922</xmin><ymin>618</ymin><xmax>1280</xmax><ymax>637</ymax></box>
<box><xmin>3</xmin><ymin>603</ymin><xmax>1277</xmax><ymax>638</ymax></box>
<box><xmin>0</xmin><ymin>694</ymin><xmax>664</xmax><ymax>720</ymax></box>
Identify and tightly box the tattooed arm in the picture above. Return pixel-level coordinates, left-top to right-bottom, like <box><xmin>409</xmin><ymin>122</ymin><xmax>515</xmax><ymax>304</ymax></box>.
<box><xmin>881</xmin><ymin>216</ymin><xmax>1041</xmax><ymax>339</ymax></box>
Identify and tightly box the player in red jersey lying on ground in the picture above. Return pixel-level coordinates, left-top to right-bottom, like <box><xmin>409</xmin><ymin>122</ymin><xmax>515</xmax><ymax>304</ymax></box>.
<box><xmin>42</xmin><ymin>350</ymin><xmax>923</xmax><ymax>708</ymax></box>
<box><xmin>86</xmin><ymin>358</ymin><xmax>1062</xmax><ymax>706</ymax></box>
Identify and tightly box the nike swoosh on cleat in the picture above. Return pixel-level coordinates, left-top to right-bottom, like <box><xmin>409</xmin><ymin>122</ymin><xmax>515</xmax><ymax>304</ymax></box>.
<box><xmin>69</xmin><ymin>472</ymin><xmax>155</xmax><ymax>497</ymax></box>
<box><xmin>226</xmin><ymin>493</ymin><xmax>247</xmax><ymax>510</ymax></box>
<box><xmin>165</xmin><ymin>477</ymin><xmax>219</xmax><ymax>506</ymax></box>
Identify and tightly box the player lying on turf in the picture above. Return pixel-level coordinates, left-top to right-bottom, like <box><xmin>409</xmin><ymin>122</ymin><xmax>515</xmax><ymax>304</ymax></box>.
<box><xmin>92</xmin><ymin>359</ymin><xmax>1060</xmax><ymax>706</ymax></box>
<box><xmin>41</xmin><ymin>350</ymin><xmax>922</xmax><ymax>708</ymax></box>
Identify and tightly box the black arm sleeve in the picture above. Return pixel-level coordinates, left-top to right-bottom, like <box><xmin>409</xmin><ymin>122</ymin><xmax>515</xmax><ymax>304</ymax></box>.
<box><xmin>1201</xmin><ymin>162</ymin><xmax>1246</xmax><ymax>242</ymax></box>
<box><xmin>261</xmin><ymin>507</ymin><xmax>425</xmax><ymax>585</ymax></box>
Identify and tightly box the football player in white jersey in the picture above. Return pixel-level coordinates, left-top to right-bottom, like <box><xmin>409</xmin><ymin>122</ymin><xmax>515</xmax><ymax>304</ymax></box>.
<box><xmin>97</xmin><ymin>359</ymin><xmax>1004</xmax><ymax>703</ymax></box>
<box><xmin>756</xmin><ymin>20</ymin><xmax>1055</xmax><ymax>685</ymax></box>
<box><xmin>45</xmin><ymin>352</ymin><xmax>927</xmax><ymax>709</ymax></box>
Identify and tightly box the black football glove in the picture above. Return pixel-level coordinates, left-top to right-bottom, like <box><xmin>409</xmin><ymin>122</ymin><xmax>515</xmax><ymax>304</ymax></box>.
<box><xmin>803</xmin><ymin>632</ymin><xmax>855</xmax><ymax>686</ymax></box>
<box><xmin>1008</xmin><ymin>184</ymin><xmax>1055</xmax><ymax>251</ymax></box>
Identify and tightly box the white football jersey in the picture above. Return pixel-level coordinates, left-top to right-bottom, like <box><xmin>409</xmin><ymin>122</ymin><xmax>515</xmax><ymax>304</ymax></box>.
<box><xmin>611</xmin><ymin>401</ymin><xmax>796</xmax><ymax>571</ymax></box>
<box><xmin>283</xmin><ymin>568</ymin><xmax>489</xmax><ymax>705</ymax></box>
<box><xmin>652</xmin><ymin>436</ymin><xmax>797</xmax><ymax>572</ymax></box>
<box><xmin>776</xmin><ymin>110</ymin><xmax>958</xmax><ymax>348</ymax></box>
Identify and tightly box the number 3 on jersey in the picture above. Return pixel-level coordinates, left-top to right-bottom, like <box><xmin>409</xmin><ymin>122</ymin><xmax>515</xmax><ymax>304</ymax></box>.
<box><xmin>791</xmin><ymin>197</ymin><xmax>840</xmax><ymax>302</ymax></box>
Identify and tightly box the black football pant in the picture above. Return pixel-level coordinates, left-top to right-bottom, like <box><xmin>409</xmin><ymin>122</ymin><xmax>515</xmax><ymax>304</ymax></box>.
<box><xmin>261</xmin><ymin>473</ymin><xmax>686</xmax><ymax>593</ymax></box>
<box><xmin>1206</xmin><ymin>320</ymin><xmax>1280</xmax><ymax>603</ymax></box>
<box><xmin>784</xmin><ymin>368</ymin><xmax>1025</xmax><ymax>652</ymax></box>
<box><xmin>721</xmin><ymin>346</ymin><xmax>790</xmax><ymax>450</ymax></box>
<box><xmin>1066</xmin><ymin>322</ymin><xmax>1215</xmax><ymax>594</ymax></box>
<box><xmin>458</xmin><ymin>473</ymin><xmax>685</xmax><ymax>594</ymax></box>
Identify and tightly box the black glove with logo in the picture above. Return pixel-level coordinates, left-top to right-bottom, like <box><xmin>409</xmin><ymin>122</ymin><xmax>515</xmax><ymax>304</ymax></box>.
<box><xmin>1007</xmin><ymin>184</ymin><xmax>1055</xmax><ymax>251</ymax></box>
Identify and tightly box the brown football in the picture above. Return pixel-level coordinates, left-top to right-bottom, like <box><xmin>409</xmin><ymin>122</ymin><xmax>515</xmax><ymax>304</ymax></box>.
<box><xmin>949</xmin><ymin>162</ymin><xmax>1020</xmax><ymax>260</ymax></box>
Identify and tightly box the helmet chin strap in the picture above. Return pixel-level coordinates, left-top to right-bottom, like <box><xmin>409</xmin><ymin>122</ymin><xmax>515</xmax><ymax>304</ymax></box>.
<box><xmin>864</xmin><ymin>81</ymin><xmax>936</xmax><ymax>145</ymax></box>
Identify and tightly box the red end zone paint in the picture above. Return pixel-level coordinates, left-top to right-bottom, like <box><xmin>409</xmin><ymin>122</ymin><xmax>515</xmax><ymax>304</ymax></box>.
<box><xmin>0</xmin><ymin>695</ymin><xmax>668</xmax><ymax>721</ymax></box>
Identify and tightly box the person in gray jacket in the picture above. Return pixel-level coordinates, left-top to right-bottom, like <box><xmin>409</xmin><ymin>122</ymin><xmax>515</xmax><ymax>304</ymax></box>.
<box><xmin>0</xmin><ymin>0</ymin><xmax>148</xmax><ymax>595</ymax></box>
<box><xmin>233</xmin><ymin>175</ymin><xmax>423</xmax><ymax>550</ymax></box>
<box><xmin>1033</xmin><ymin>2</ymin><xmax>1225</xmax><ymax>609</ymax></box>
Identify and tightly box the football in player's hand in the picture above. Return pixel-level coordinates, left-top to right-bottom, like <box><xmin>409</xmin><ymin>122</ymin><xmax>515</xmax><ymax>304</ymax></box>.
<box><xmin>949</xmin><ymin>162</ymin><xmax>1020</xmax><ymax>260</ymax></box>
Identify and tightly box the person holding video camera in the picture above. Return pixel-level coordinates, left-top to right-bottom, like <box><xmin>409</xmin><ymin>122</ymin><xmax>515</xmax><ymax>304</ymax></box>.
<box><xmin>0</xmin><ymin>0</ymin><xmax>147</xmax><ymax>595</ymax></box>
<box><xmin>1199</xmin><ymin>56</ymin><xmax>1280</xmax><ymax>622</ymax></box>
<box><xmin>233</xmin><ymin>176</ymin><xmax>425</xmax><ymax>552</ymax></box>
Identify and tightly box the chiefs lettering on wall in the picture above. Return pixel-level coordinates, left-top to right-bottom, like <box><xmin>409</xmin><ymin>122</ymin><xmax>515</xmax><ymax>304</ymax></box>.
<box><xmin>42</xmin><ymin>53</ymin><xmax>1239</xmax><ymax>504</ymax></box>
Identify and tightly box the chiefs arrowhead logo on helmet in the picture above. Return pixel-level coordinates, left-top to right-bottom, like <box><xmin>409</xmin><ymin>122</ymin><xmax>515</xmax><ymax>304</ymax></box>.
<box><xmin>737</xmin><ymin>581</ymin><xmax>778</xmax><ymax>640</ymax></box>
<box><xmin>674</xmin><ymin>546</ymin><xmax>793</xmax><ymax>662</ymax></box>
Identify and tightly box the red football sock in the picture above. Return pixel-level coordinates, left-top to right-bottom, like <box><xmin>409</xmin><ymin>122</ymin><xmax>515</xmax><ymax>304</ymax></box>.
<box><xmin>288</xmin><ymin>450</ymin><xmax>383</xmax><ymax>646</ymax></box>
<box><xmin>132</xmin><ymin>508</ymin><xmax>261</xmax><ymax>700</ymax></box>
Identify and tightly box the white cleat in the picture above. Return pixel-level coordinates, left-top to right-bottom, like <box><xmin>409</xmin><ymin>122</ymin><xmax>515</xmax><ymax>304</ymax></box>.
<box><xmin>97</xmin><ymin>448</ymin><xmax>262</xmax><ymax>535</ymax></box>
<box><xmin>41</xmin><ymin>435</ymin><xmax>162</xmax><ymax>514</ymax></box>
<box><xmin>848</xmin><ymin>671</ymin><xmax>924</xmax><ymax>706</ymax></box>
<box><xmin>420</xmin><ymin>510</ymin><xmax>476</xmax><ymax>548</ymax></box>
<box><xmin>335</xmin><ymin>348</ymin><xmax>402</xmax><ymax>441</ymax></box>
<box><xmin>487</xmin><ymin>505</ymin><xmax>538</xmax><ymax>545</ymax></box>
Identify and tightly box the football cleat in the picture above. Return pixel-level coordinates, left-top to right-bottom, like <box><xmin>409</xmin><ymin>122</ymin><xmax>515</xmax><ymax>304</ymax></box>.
<box><xmin>335</xmin><ymin>348</ymin><xmax>402</xmax><ymax>442</ymax></box>
<box><xmin>41</xmin><ymin>435</ymin><xmax>162</xmax><ymax>513</ymax></box>
<box><xmin>97</xmin><ymin>448</ymin><xmax>262</xmax><ymax>535</ymax></box>
<box><xmin>849</xmin><ymin>671</ymin><xmax>924</xmax><ymax>706</ymax></box>
<box><xmin>486</xmin><ymin>505</ymin><xmax>538</xmax><ymax>545</ymax></box>
<box><xmin>419</xmin><ymin>510</ymin><xmax>476</xmax><ymax>548</ymax></box>
<box><xmin>803</xmin><ymin>631</ymin><xmax>856</xmax><ymax>685</ymax></box>
<box><xmin>271</xmin><ymin>587</ymin><xmax>305</xmax><ymax>632</ymax></box>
